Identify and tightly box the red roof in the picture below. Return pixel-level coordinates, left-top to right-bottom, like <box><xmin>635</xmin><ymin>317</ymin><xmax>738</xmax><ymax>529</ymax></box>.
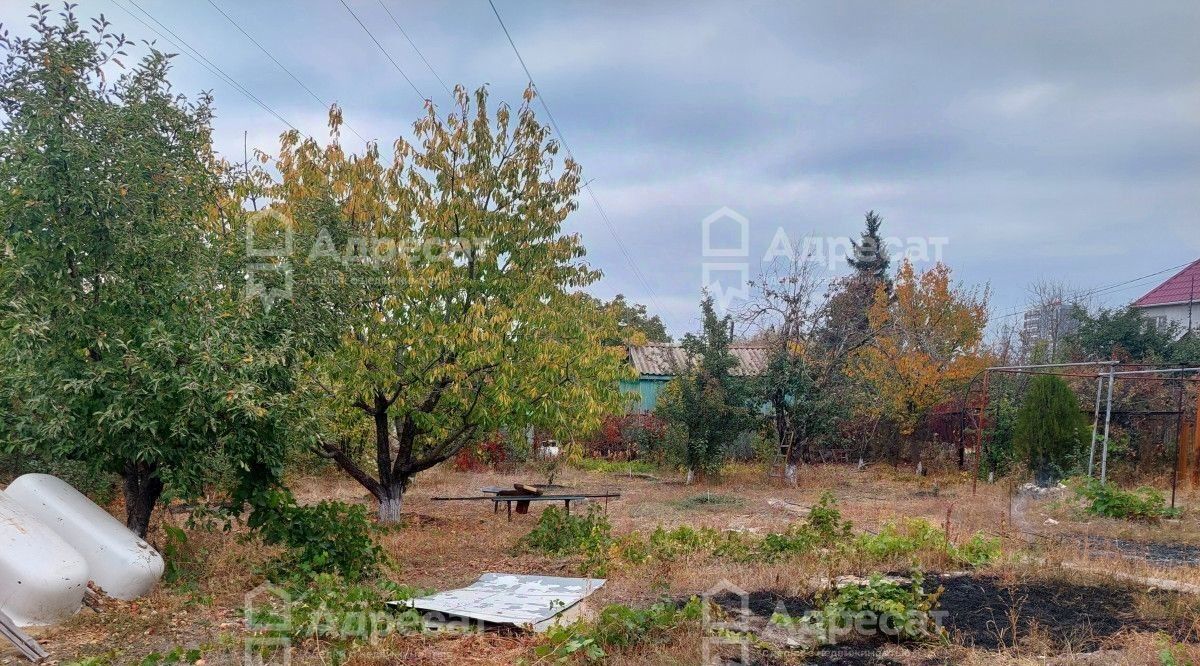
<box><xmin>1133</xmin><ymin>259</ymin><xmax>1200</xmax><ymax>307</ymax></box>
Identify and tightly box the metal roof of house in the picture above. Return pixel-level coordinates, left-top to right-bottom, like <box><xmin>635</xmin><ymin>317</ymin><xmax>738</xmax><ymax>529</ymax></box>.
<box><xmin>1133</xmin><ymin>259</ymin><xmax>1200</xmax><ymax>308</ymax></box>
<box><xmin>626</xmin><ymin>343</ymin><xmax>770</xmax><ymax>377</ymax></box>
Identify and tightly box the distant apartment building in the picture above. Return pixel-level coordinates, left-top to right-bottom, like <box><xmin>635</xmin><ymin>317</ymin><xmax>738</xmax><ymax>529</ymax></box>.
<box><xmin>1022</xmin><ymin>301</ymin><xmax>1080</xmax><ymax>346</ymax></box>
<box><xmin>1133</xmin><ymin>258</ymin><xmax>1200</xmax><ymax>338</ymax></box>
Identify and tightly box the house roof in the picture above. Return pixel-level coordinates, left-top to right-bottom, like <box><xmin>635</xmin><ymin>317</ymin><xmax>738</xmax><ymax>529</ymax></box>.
<box><xmin>626</xmin><ymin>343</ymin><xmax>771</xmax><ymax>377</ymax></box>
<box><xmin>1133</xmin><ymin>259</ymin><xmax>1200</xmax><ymax>308</ymax></box>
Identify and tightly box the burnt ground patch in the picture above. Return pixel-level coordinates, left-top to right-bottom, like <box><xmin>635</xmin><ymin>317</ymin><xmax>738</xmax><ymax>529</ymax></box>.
<box><xmin>710</xmin><ymin>591</ymin><xmax>910</xmax><ymax>665</ymax></box>
<box><xmin>711</xmin><ymin>574</ymin><xmax>1197</xmax><ymax>662</ymax></box>
<box><xmin>1080</xmin><ymin>535</ymin><xmax>1200</xmax><ymax>566</ymax></box>
<box><xmin>710</xmin><ymin>589</ymin><xmax>815</xmax><ymax>619</ymax></box>
<box><xmin>933</xmin><ymin>573</ymin><xmax>1196</xmax><ymax>651</ymax></box>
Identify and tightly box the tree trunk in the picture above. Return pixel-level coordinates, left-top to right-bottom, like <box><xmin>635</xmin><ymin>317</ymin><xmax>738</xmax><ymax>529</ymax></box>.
<box><xmin>376</xmin><ymin>481</ymin><xmax>405</xmax><ymax>523</ymax></box>
<box><xmin>121</xmin><ymin>463</ymin><xmax>164</xmax><ymax>538</ymax></box>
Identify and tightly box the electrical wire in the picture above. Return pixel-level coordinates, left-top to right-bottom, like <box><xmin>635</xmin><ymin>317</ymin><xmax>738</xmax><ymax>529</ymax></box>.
<box><xmin>336</xmin><ymin>0</ymin><xmax>427</xmax><ymax>105</ymax></box>
<box><xmin>113</xmin><ymin>0</ymin><xmax>299</xmax><ymax>134</ymax></box>
<box><xmin>486</xmin><ymin>0</ymin><xmax>668</xmax><ymax>318</ymax></box>
<box><xmin>376</xmin><ymin>0</ymin><xmax>453</xmax><ymax>98</ymax></box>
<box><xmin>204</xmin><ymin>0</ymin><xmax>370</xmax><ymax>145</ymax></box>
<box><xmin>997</xmin><ymin>260</ymin><xmax>1195</xmax><ymax>320</ymax></box>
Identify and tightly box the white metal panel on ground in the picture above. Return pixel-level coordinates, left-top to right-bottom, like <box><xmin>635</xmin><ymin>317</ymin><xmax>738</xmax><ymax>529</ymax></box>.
<box><xmin>5</xmin><ymin>474</ymin><xmax>163</xmax><ymax>600</ymax></box>
<box><xmin>406</xmin><ymin>573</ymin><xmax>605</xmax><ymax>632</ymax></box>
<box><xmin>0</xmin><ymin>491</ymin><xmax>89</xmax><ymax>627</ymax></box>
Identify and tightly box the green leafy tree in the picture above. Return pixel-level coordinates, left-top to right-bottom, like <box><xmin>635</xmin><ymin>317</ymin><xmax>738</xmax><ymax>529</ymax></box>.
<box><xmin>590</xmin><ymin>294</ymin><xmax>671</xmax><ymax>345</ymax></box>
<box><xmin>1071</xmin><ymin>305</ymin><xmax>1174</xmax><ymax>362</ymax></box>
<box><xmin>1169</xmin><ymin>333</ymin><xmax>1200</xmax><ymax>367</ymax></box>
<box><xmin>1012</xmin><ymin>375</ymin><xmax>1088</xmax><ymax>482</ymax></box>
<box><xmin>655</xmin><ymin>295</ymin><xmax>752</xmax><ymax>479</ymax></box>
<box><xmin>0</xmin><ymin>7</ymin><xmax>293</xmax><ymax>535</ymax></box>
<box><xmin>265</xmin><ymin>87</ymin><xmax>627</xmax><ymax>522</ymax></box>
<box><xmin>755</xmin><ymin>351</ymin><xmax>847</xmax><ymax>465</ymax></box>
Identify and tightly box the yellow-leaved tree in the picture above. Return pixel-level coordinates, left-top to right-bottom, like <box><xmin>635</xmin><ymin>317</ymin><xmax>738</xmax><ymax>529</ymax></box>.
<box><xmin>257</xmin><ymin>87</ymin><xmax>628</xmax><ymax>522</ymax></box>
<box><xmin>850</xmin><ymin>260</ymin><xmax>990</xmax><ymax>447</ymax></box>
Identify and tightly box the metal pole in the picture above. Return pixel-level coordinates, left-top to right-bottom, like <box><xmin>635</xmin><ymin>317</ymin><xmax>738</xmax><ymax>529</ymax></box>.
<box><xmin>1189</xmin><ymin>274</ymin><xmax>1195</xmax><ymax>336</ymax></box>
<box><xmin>973</xmin><ymin>370</ymin><xmax>989</xmax><ymax>495</ymax></box>
<box><xmin>987</xmin><ymin>360</ymin><xmax>1119</xmax><ymax>371</ymax></box>
<box><xmin>1172</xmin><ymin>377</ymin><xmax>1184</xmax><ymax>509</ymax></box>
<box><xmin>1100</xmin><ymin>364</ymin><xmax>1116</xmax><ymax>483</ymax></box>
<box><xmin>1106</xmin><ymin>367</ymin><xmax>1200</xmax><ymax>377</ymax></box>
<box><xmin>1088</xmin><ymin>374</ymin><xmax>1104</xmax><ymax>477</ymax></box>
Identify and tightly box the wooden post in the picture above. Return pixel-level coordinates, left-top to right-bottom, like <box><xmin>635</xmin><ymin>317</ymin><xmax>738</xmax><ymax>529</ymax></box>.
<box><xmin>0</xmin><ymin>609</ymin><xmax>48</xmax><ymax>663</ymax></box>
<box><xmin>1193</xmin><ymin>384</ymin><xmax>1200</xmax><ymax>488</ymax></box>
<box><xmin>1176</xmin><ymin>419</ymin><xmax>1191</xmax><ymax>493</ymax></box>
<box><xmin>973</xmin><ymin>371</ymin><xmax>989</xmax><ymax>495</ymax></box>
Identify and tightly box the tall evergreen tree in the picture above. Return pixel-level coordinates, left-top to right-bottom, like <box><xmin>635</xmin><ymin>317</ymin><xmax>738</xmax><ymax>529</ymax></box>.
<box><xmin>848</xmin><ymin>210</ymin><xmax>892</xmax><ymax>286</ymax></box>
<box><xmin>817</xmin><ymin>210</ymin><xmax>893</xmax><ymax>352</ymax></box>
<box><xmin>1012</xmin><ymin>374</ymin><xmax>1088</xmax><ymax>482</ymax></box>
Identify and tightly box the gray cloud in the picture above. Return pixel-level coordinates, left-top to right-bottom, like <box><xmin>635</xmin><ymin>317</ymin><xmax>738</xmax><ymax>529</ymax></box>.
<box><xmin>2</xmin><ymin>0</ymin><xmax>1196</xmax><ymax>334</ymax></box>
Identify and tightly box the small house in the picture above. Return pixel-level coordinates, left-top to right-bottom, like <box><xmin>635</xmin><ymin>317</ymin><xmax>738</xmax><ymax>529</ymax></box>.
<box><xmin>621</xmin><ymin>342</ymin><xmax>770</xmax><ymax>412</ymax></box>
<box><xmin>1133</xmin><ymin>258</ymin><xmax>1200</xmax><ymax>338</ymax></box>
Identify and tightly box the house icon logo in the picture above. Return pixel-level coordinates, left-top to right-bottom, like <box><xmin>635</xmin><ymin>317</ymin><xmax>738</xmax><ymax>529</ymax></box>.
<box><xmin>701</xmin><ymin>207</ymin><xmax>749</xmax><ymax>257</ymax></box>
<box><xmin>243</xmin><ymin>583</ymin><xmax>293</xmax><ymax>665</ymax></box>
<box><xmin>701</xmin><ymin>579</ymin><xmax>751</xmax><ymax>665</ymax></box>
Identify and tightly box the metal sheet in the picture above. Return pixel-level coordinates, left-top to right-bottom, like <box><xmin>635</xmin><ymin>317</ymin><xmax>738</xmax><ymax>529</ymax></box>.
<box><xmin>406</xmin><ymin>573</ymin><xmax>605</xmax><ymax>632</ymax></box>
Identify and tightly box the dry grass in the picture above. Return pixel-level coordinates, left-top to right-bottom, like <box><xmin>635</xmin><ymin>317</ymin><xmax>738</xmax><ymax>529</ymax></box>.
<box><xmin>7</xmin><ymin>462</ymin><xmax>1200</xmax><ymax>665</ymax></box>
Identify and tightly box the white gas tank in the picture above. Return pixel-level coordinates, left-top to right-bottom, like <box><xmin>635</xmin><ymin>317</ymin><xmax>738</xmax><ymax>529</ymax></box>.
<box><xmin>4</xmin><ymin>474</ymin><xmax>164</xmax><ymax>600</ymax></box>
<box><xmin>0</xmin><ymin>491</ymin><xmax>89</xmax><ymax>626</ymax></box>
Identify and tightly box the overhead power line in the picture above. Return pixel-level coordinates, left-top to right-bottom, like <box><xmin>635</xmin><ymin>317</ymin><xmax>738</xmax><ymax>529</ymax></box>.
<box><xmin>485</xmin><ymin>0</ymin><xmax>667</xmax><ymax>316</ymax></box>
<box><xmin>112</xmin><ymin>0</ymin><xmax>299</xmax><ymax>134</ymax></box>
<box><xmin>377</xmin><ymin>0</ymin><xmax>453</xmax><ymax>98</ymax></box>
<box><xmin>203</xmin><ymin>0</ymin><xmax>370</xmax><ymax>145</ymax></box>
<box><xmin>998</xmin><ymin>260</ymin><xmax>1194</xmax><ymax>320</ymax></box>
<box><xmin>336</xmin><ymin>0</ymin><xmax>427</xmax><ymax>105</ymax></box>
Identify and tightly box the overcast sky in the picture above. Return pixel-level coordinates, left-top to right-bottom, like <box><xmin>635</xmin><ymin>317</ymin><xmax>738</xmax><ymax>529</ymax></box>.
<box><xmin>3</xmin><ymin>1</ymin><xmax>1197</xmax><ymax>336</ymax></box>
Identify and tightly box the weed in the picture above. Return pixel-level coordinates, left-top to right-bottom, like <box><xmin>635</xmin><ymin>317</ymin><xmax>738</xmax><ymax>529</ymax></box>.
<box><xmin>952</xmin><ymin>532</ymin><xmax>1002</xmax><ymax>566</ymax></box>
<box><xmin>806</xmin><ymin>491</ymin><xmax>854</xmax><ymax>542</ymax></box>
<box><xmin>136</xmin><ymin>647</ymin><xmax>204</xmax><ymax>666</ymax></box>
<box><xmin>535</xmin><ymin>598</ymin><xmax>704</xmax><ymax>662</ymax></box>
<box><xmin>161</xmin><ymin>524</ymin><xmax>199</xmax><ymax>588</ymax></box>
<box><xmin>672</xmin><ymin>492</ymin><xmax>744</xmax><ymax>509</ymax></box>
<box><xmin>519</xmin><ymin>506</ymin><xmax>615</xmax><ymax>574</ymax></box>
<box><xmin>773</xmin><ymin>571</ymin><xmax>945</xmax><ymax>645</ymax></box>
<box><xmin>854</xmin><ymin>518</ymin><xmax>999</xmax><ymax>566</ymax></box>
<box><xmin>1071</xmin><ymin>478</ymin><xmax>1182</xmax><ymax>521</ymax></box>
<box><xmin>257</xmin><ymin>499</ymin><xmax>386</xmax><ymax>583</ymax></box>
<box><xmin>246</xmin><ymin>573</ymin><xmax>425</xmax><ymax>662</ymax></box>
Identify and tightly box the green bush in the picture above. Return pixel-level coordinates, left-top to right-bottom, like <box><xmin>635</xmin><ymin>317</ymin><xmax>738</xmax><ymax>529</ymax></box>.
<box><xmin>520</xmin><ymin>506</ymin><xmax>614</xmax><ymax>556</ymax></box>
<box><xmin>806</xmin><ymin>491</ymin><xmax>854</xmax><ymax>542</ymax></box>
<box><xmin>161</xmin><ymin>524</ymin><xmax>200</xmax><ymax>588</ymax></box>
<box><xmin>536</xmin><ymin>598</ymin><xmax>704</xmax><ymax>662</ymax></box>
<box><xmin>1072</xmin><ymin>479</ymin><xmax>1181</xmax><ymax>521</ymax></box>
<box><xmin>950</xmin><ymin>533</ymin><xmax>1002</xmax><ymax>566</ymax></box>
<box><xmin>1013</xmin><ymin>374</ymin><xmax>1089</xmax><ymax>482</ymax></box>
<box><xmin>854</xmin><ymin>520</ymin><xmax>946</xmax><ymax>560</ymax></box>
<box><xmin>519</xmin><ymin>506</ymin><xmax>615</xmax><ymax>574</ymax></box>
<box><xmin>854</xmin><ymin>519</ymin><xmax>999</xmax><ymax>566</ymax></box>
<box><xmin>0</xmin><ymin>451</ymin><xmax>119</xmax><ymax>504</ymax></box>
<box><xmin>256</xmin><ymin>498</ymin><xmax>386</xmax><ymax>583</ymax></box>
<box><xmin>772</xmin><ymin>571</ymin><xmax>945</xmax><ymax>645</ymax></box>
